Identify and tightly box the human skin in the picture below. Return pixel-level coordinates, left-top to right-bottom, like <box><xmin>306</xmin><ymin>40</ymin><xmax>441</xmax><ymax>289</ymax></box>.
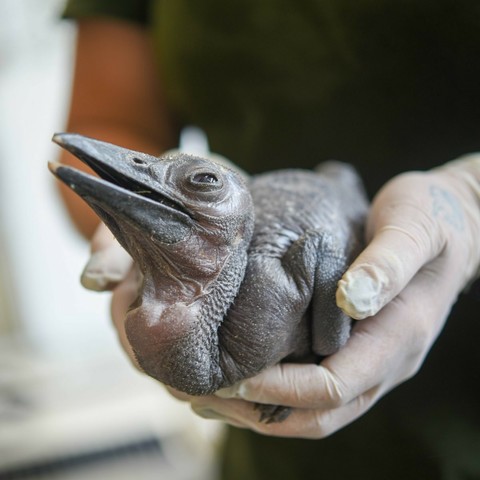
<box><xmin>56</xmin><ymin>18</ymin><xmax>175</xmax><ymax>354</ymax></box>
<box><xmin>58</xmin><ymin>19</ymin><xmax>176</xmax><ymax>238</ymax></box>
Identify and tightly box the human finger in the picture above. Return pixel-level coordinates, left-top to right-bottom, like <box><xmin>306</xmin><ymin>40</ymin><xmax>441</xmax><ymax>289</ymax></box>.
<box><xmin>81</xmin><ymin>222</ymin><xmax>133</xmax><ymax>291</ymax></box>
<box><xmin>110</xmin><ymin>265</ymin><xmax>142</xmax><ymax>366</ymax></box>
<box><xmin>193</xmin><ymin>388</ymin><xmax>381</xmax><ymax>439</ymax></box>
<box><xmin>218</xmin><ymin>257</ymin><xmax>456</xmax><ymax>412</ymax></box>
<box><xmin>336</xmin><ymin>172</ymin><xmax>456</xmax><ymax>319</ymax></box>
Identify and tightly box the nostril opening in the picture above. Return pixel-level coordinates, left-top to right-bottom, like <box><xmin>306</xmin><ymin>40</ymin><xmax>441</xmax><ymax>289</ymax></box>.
<box><xmin>132</xmin><ymin>157</ymin><xmax>146</xmax><ymax>165</ymax></box>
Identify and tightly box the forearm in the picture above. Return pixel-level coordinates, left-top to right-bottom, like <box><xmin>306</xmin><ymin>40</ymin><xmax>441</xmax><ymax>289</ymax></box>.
<box><xmin>58</xmin><ymin>19</ymin><xmax>177</xmax><ymax>238</ymax></box>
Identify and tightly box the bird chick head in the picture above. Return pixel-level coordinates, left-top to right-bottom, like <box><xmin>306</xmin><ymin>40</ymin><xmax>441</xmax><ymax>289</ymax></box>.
<box><xmin>50</xmin><ymin>133</ymin><xmax>254</xmax><ymax>285</ymax></box>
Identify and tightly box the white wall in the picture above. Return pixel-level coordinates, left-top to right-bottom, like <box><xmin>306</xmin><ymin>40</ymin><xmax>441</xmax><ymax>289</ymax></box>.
<box><xmin>0</xmin><ymin>0</ymin><xmax>119</xmax><ymax>359</ymax></box>
<box><xmin>0</xmin><ymin>5</ymin><xmax>222</xmax><ymax>477</ymax></box>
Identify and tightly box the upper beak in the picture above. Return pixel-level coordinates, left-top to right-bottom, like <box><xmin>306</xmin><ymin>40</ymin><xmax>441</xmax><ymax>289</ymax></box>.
<box><xmin>50</xmin><ymin>133</ymin><xmax>193</xmax><ymax>245</ymax></box>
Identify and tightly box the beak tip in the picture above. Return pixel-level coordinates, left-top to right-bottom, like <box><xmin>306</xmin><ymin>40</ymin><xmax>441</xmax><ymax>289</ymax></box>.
<box><xmin>52</xmin><ymin>132</ymin><xmax>66</xmax><ymax>146</ymax></box>
<box><xmin>47</xmin><ymin>161</ymin><xmax>61</xmax><ymax>175</ymax></box>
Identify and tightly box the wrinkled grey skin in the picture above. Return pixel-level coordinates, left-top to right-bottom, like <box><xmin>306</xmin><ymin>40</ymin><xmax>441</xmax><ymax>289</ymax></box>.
<box><xmin>51</xmin><ymin>133</ymin><xmax>368</xmax><ymax>421</ymax></box>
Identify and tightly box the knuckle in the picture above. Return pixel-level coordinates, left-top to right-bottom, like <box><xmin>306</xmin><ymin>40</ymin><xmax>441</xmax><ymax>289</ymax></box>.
<box><xmin>317</xmin><ymin>368</ymin><xmax>347</xmax><ymax>408</ymax></box>
<box><xmin>381</xmin><ymin>205</ymin><xmax>445</xmax><ymax>258</ymax></box>
<box><xmin>372</xmin><ymin>172</ymin><xmax>449</xmax><ymax>259</ymax></box>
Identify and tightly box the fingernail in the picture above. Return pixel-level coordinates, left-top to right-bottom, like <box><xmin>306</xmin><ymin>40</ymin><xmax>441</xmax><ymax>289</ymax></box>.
<box><xmin>336</xmin><ymin>266</ymin><xmax>388</xmax><ymax>319</ymax></box>
<box><xmin>215</xmin><ymin>385</ymin><xmax>238</xmax><ymax>399</ymax></box>
<box><xmin>81</xmin><ymin>260</ymin><xmax>108</xmax><ymax>291</ymax></box>
<box><xmin>80</xmin><ymin>251</ymin><xmax>127</xmax><ymax>291</ymax></box>
<box><xmin>215</xmin><ymin>381</ymin><xmax>248</xmax><ymax>399</ymax></box>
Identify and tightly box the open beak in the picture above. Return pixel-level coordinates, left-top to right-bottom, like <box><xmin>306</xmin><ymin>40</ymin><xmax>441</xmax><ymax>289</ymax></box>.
<box><xmin>49</xmin><ymin>133</ymin><xmax>193</xmax><ymax>245</ymax></box>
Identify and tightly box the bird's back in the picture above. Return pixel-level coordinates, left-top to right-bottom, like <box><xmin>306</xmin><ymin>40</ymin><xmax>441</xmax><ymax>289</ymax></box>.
<box><xmin>249</xmin><ymin>162</ymin><xmax>367</xmax><ymax>258</ymax></box>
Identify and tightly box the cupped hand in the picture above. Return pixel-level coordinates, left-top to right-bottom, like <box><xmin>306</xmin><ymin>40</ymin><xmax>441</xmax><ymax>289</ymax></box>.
<box><xmin>81</xmin><ymin>222</ymin><xmax>141</xmax><ymax>362</ymax></box>
<box><xmin>81</xmin><ymin>222</ymin><xmax>134</xmax><ymax>292</ymax></box>
<box><xmin>188</xmin><ymin>155</ymin><xmax>480</xmax><ymax>438</ymax></box>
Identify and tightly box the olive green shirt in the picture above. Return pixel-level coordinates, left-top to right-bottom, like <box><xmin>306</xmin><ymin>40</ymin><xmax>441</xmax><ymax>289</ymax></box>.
<box><xmin>64</xmin><ymin>1</ymin><xmax>480</xmax><ymax>478</ymax></box>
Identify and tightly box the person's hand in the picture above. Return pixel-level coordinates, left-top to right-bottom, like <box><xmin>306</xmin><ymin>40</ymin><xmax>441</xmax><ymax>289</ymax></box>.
<box><xmin>187</xmin><ymin>154</ymin><xmax>480</xmax><ymax>438</ymax></box>
<box><xmin>81</xmin><ymin>223</ymin><xmax>133</xmax><ymax>292</ymax></box>
<box><xmin>81</xmin><ymin>222</ymin><xmax>143</xmax><ymax>362</ymax></box>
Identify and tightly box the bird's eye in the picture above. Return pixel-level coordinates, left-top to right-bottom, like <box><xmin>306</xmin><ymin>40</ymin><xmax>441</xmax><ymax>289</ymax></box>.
<box><xmin>192</xmin><ymin>172</ymin><xmax>219</xmax><ymax>184</ymax></box>
<box><xmin>186</xmin><ymin>168</ymin><xmax>223</xmax><ymax>193</ymax></box>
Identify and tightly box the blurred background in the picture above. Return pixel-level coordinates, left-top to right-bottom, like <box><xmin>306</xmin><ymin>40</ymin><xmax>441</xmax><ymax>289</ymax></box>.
<box><xmin>0</xmin><ymin>1</ymin><xmax>222</xmax><ymax>478</ymax></box>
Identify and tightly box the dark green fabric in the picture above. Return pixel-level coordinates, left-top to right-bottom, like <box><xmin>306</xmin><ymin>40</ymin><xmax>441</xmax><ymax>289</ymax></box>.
<box><xmin>152</xmin><ymin>0</ymin><xmax>480</xmax><ymax>196</ymax></box>
<box><xmin>63</xmin><ymin>0</ymin><xmax>150</xmax><ymax>25</ymax></box>
<box><xmin>63</xmin><ymin>2</ymin><xmax>480</xmax><ymax>479</ymax></box>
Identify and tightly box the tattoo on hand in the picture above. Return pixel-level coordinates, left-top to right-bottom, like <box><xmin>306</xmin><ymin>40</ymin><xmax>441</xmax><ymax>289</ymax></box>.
<box><xmin>430</xmin><ymin>185</ymin><xmax>465</xmax><ymax>232</ymax></box>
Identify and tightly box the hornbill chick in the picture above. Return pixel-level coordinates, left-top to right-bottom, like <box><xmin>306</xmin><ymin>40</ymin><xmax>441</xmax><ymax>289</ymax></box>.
<box><xmin>50</xmin><ymin>133</ymin><xmax>368</xmax><ymax>422</ymax></box>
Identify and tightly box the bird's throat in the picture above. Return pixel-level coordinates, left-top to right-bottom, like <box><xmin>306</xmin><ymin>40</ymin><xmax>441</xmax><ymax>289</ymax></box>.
<box><xmin>125</xmin><ymin>246</ymin><xmax>250</xmax><ymax>395</ymax></box>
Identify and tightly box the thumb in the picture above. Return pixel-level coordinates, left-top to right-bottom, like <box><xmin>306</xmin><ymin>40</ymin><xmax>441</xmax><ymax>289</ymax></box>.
<box><xmin>336</xmin><ymin>172</ymin><xmax>449</xmax><ymax>319</ymax></box>
<box><xmin>81</xmin><ymin>223</ymin><xmax>133</xmax><ymax>291</ymax></box>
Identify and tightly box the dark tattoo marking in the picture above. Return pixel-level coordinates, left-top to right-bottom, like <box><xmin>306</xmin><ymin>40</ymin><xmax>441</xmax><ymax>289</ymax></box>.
<box><xmin>430</xmin><ymin>185</ymin><xmax>465</xmax><ymax>232</ymax></box>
